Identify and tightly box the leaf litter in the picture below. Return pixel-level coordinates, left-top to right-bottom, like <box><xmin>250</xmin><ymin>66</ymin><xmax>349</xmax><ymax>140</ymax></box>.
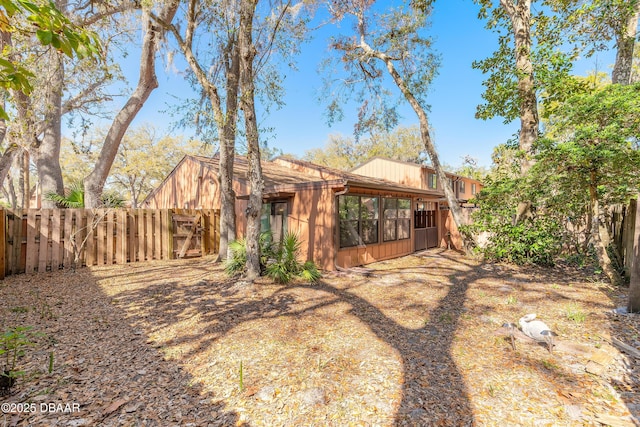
<box><xmin>0</xmin><ymin>248</ymin><xmax>638</xmax><ymax>426</ymax></box>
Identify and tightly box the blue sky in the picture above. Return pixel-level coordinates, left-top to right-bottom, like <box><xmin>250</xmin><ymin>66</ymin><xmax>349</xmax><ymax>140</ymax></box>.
<box><xmin>116</xmin><ymin>0</ymin><xmax>614</xmax><ymax>169</ymax></box>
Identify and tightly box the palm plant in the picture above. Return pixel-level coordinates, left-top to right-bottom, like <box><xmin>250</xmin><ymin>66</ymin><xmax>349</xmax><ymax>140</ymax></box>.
<box><xmin>226</xmin><ymin>231</ymin><xmax>321</xmax><ymax>284</ymax></box>
<box><xmin>46</xmin><ymin>181</ymin><xmax>85</xmax><ymax>208</ymax></box>
<box><xmin>45</xmin><ymin>181</ymin><xmax>124</xmax><ymax>208</ymax></box>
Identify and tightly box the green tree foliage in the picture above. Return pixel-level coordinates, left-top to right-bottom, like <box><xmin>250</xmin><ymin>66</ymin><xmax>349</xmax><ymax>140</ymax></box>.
<box><xmin>303</xmin><ymin>126</ymin><xmax>427</xmax><ymax>170</ymax></box>
<box><xmin>453</xmin><ymin>155</ymin><xmax>489</xmax><ymax>182</ymax></box>
<box><xmin>0</xmin><ymin>0</ymin><xmax>101</xmax><ymax>119</ymax></box>
<box><xmin>470</xmin><ymin>82</ymin><xmax>640</xmax><ymax>274</ymax></box>
<box><xmin>464</xmin><ymin>168</ymin><xmax>564</xmax><ymax>266</ymax></box>
<box><xmin>58</xmin><ymin>124</ymin><xmax>212</xmax><ymax>207</ymax></box>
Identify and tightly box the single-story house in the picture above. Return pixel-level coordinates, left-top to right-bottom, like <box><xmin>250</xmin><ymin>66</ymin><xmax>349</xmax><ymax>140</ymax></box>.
<box><xmin>143</xmin><ymin>155</ymin><xmax>481</xmax><ymax>271</ymax></box>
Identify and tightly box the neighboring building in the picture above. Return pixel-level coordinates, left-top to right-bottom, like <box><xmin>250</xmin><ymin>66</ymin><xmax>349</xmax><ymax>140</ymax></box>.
<box><xmin>144</xmin><ymin>155</ymin><xmax>481</xmax><ymax>271</ymax></box>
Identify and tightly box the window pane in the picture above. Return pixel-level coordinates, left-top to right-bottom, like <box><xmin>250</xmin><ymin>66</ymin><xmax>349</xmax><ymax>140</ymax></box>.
<box><xmin>383</xmin><ymin>219</ymin><xmax>396</xmax><ymax>241</ymax></box>
<box><xmin>361</xmin><ymin>197</ymin><xmax>379</xmax><ymax>220</ymax></box>
<box><xmin>428</xmin><ymin>173</ymin><xmax>437</xmax><ymax>189</ymax></box>
<box><xmin>339</xmin><ymin>196</ymin><xmax>360</xmax><ymax>220</ymax></box>
<box><xmin>459</xmin><ymin>181</ymin><xmax>466</xmax><ymax>194</ymax></box>
<box><xmin>398</xmin><ymin>219</ymin><xmax>410</xmax><ymax>239</ymax></box>
<box><xmin>260</xmin><ymin>203</ymin><xmax>271</xmax><ymax>232</ymax></box>
<box><xmin>340</xmin><ymin>220</ymin><xmax>359</xmax><ymax>247</ymax></box>
<box><xmin>384</xmin><ymin>198</ymin><xmax>397</xmax><ymax>219</ymax></box>
<box><xmin>398</xmin><ymin>199</ymin><xmax>411</xmax><ymax>218</ymax></box>
<box><xmin>361</xmin><ymin>220</ymin><xmax>378</xmax><ymax>244</ymax></box>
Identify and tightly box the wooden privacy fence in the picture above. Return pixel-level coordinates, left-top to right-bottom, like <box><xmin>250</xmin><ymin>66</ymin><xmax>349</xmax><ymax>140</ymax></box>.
<box><xmin>611</xmin><ymin>200</ymin><xmax>637</xmax><ymax>275</ymax></box>
<box><xmin>0</xmin><ymin>208</ymin><xmax>219</xmax><ymax>278</ymax></box>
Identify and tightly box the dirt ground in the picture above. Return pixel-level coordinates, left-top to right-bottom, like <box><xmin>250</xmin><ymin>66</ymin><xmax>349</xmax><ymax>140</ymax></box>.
<box><xmin>0</xmin><ymin>249</ymin><xmax>639</xmax><ymax>426</ymax></box>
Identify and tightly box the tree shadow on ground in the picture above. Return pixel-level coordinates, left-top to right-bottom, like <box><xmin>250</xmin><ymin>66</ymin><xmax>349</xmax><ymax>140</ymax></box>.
<box><xmin>88</xmin><ymin>250</ymin><xmax>639</xmax><ymax>425</ymax></box>
<box><xmin>0</xmin><ymin>268</ymin><xmax>246</xmax><ymax>426</ymax></box>
<box><xmin>291</xmin><ymin>252</ymin><xmax>477</xmax><ymax>426</ymax></box>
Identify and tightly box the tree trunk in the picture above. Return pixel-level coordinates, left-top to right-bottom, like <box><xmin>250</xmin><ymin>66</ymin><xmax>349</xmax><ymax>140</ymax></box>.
<box><xmin>218</xmin><ymin>120</ymin><xmax>238</xmax><ymax>262</ymax></box>
<box><xmin>217</xmin><ymin>41</ymin><xmax>240</xmax><ymax>262</ymax></box>
<box><xmin>612</xmin><ymin>2</ymin><xmax>640</xmax><ymax>85</ymax></box>
<box><xmin>628</xmin><ymin>195</ymin><xmax>640</xmax><ymax>312</ymax></box>
<box><xmin>357</xmin><ymin>37</ymin><xmax>476</xmax><ymax>251</ymax></box>
<box><xmin>0</xmin><ymin>144</ymin><xmax>19</xmax><ymax>197</ymax></box>
<box><xmin>84</xmin><ymin>2</ymin><xmax>179</xmax><ymax>208</ymax></box>
<box><xmin>500</xmin><ymin>0</ymin><xmax>539</xmax><ymax>174</ymax></box>
<box><xmin>590</xmin><ymin>178</ymin><xmax>620</xmax><ymax>285</ymax></box>
<box><xmin>37</xmin><ymin>52</ymin><xmax>65</xmax><ymax>208</ymax></box>
<box><xmin>20</xmin><ymin>150</ymin><xmax>29</xmax><ymax>208</ymax></box>
<box><xmin>160</xmin><ymin>0</ymin><xmax>241</xmax><ymax>261</ymax></box>
<box><xmin>239</xmin><ymin>0</ymin><xmax>263</xmax><ymax>281</ymax></box>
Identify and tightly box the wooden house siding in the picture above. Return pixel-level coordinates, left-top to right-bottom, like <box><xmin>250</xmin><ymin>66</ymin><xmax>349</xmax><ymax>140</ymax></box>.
<box><xmin>286</xmin><ymin>186</ymin><xmax>337</xmax><ymax>271</ymax></box>
<box><xmin>351</xmin><ymin>157</ymin><xmax>483</xmax><ymax>197</ymax></box>
<box><xmin>145</xmin><ymin>157</ymin><xmax>220</xmax><ymax>209</ymax></box>
<box><xmin>351</xmin><ymin>157</ymin><xmax>483</xmax><ymax>251</ymax></box>
<box><xmin>352</xmin><ymin>158</ymin><xmax>426</xmax><ymax>189</ymax></box>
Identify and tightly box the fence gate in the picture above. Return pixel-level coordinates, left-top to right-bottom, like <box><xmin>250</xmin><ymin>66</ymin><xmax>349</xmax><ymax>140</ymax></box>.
<box><xmin>173</xmin><ymin>212</ymin><xmax>203</xmax><ymax>258</ymax></box>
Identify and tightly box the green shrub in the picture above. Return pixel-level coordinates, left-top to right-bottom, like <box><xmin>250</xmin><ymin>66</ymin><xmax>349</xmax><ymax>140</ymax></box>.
<box><xmin>225</xmin><ymin>238</ymin><xmax>248</xmax><ymax>276</ymax></box>
<box><xmin>226</xmin><ymin>231</ymin><xmax>321</xmax><ymax>284</ymax></box>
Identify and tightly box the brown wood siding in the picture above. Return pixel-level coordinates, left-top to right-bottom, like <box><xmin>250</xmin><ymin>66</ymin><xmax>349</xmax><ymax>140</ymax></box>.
<box><xmin>145</xmin><ymin>157</ymin><xmax>220</xmax><ymax>209</ymax></box>
<box><xmin>353</xmin><ymin>158</ymin><xmax>424</xmax><ymax>189</ymax></box>
<box><xmin>286</xmin><ymin>187</ymin><xmax>336</xmax><ymax>271</ymax></box>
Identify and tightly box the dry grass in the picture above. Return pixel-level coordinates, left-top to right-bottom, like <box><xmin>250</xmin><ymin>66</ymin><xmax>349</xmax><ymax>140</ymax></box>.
<box><xmin>1</xmin><ymin>249</ymin><xmax>638</xmax><ymax>426</ymax></box>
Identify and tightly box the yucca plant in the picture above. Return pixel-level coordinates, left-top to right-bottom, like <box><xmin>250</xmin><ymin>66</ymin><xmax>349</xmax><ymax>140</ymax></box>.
<box><xmin>225</xmin><ymin>231</ymin><xmax>275</xmax><ymax>276</ymax></box>
<box><xmin>225</xmin><ymin>238</ymin><xmax>248</xmax><ymax>276</ymax></box>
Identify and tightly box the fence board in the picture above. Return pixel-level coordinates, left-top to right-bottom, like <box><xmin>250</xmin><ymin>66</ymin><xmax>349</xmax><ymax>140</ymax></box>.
<box><xmin>25</xmin><ymin>209</ymin><xmax>38</xmax><ymax>273</ymax></box>
<box><xmin>161</xmin><ymin>209</ymin><xmax>170</xmax><ymax>260</ymax></box>
<box><xmin>154</xmin><ymin>209</ymin><xmax>162</xmax><ymax>260</ymax></box>
<box><xmin>77</xmin><ymin>210</ymin><xmax>87</xmax><ymax>268</ymax></box>
<box><xmin>63</xmin><ymin>209</ymin><xmax>74</xmax><ymax>267</ymax></box>
<box><xmin>128</xmin><ymin>210</ymin><xmax>136</xmax><ymax>263</ymax></box>
<box><xmin>116</xmin><ymin>210</ymin><xmax>126</xmax><ymax>264</ymax></box>
<box><xmin>0</xmin><ymin>209</ymin><xmax>4</xmax><ymax>280</ymax></box>
<box><xmin>137</xmin><ymin>209</ymin><xmax>145</xmax><ymax>262</ymax></box>
<box><xmin>51</xmin><ymin>209</ymin><xmax>62</xmax><ymax>271</ymax></box>
<box><xmin>3</xmin><ymin>208</ymin><xmax>219</xmax><ymax>277</ymax></box>
<box><xmin>11</xmin><ymin>209</ymin><xmax>27</xmax><ymax>274</ymax></box>
<box><xmin>145</xmin><ymin>209</ymin><xmax>153</xmax><ymax>261</ymax></box>
<box><xmin>86</xmin><ymin>211</ymin><xmax>96</xmax><ymax>266</ymax></box>
<box><xmin>106</xmin><ymin>210</ymin><xmax>114</xmax><ymax>265</ymax></box>
<box><xmin>38</xmin><ymin>209</ymin><xmax>51</xmax><ymax>272</ymax></box>
<box><xmin>5</xmin><ymin>211</ymin><xmax>15</xmax><ymax>275</ymax></box>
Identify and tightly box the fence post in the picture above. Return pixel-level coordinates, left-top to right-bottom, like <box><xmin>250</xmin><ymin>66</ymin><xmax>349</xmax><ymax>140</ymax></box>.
<box><xmin>167</xmin><ymin>209</ymin><xmax>174</xmax><ymax>260</ymax></box>
<box><xmin>0</xmin><ymin>209</ymin><xmax>5</xmax><ymax>280</ymax></box>
<box><xmin>626</xmin><ymin>200</ymin><xmax>637</xmax><ymax>276</ymax></box>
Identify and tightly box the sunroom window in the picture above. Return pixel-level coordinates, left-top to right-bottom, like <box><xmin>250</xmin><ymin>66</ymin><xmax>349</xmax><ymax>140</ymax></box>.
<box><xmin>383</xmin><ymin>198</ymin><xmax>411</xmax><ymax>241</ymax></box>
<box><xmin>338</xmin><ymin>195</ymin><xmax>379</xmax><ymax>248</ymax></box>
